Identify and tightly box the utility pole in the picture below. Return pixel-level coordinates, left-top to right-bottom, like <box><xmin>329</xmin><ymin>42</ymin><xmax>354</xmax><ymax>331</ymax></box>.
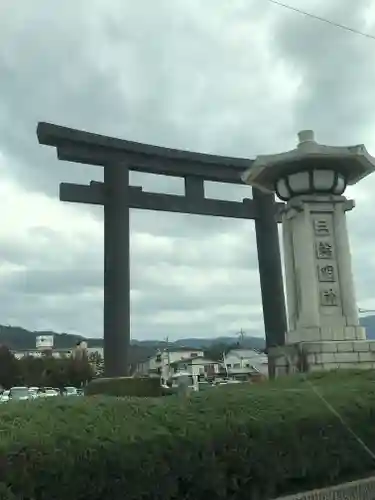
<box><xmin>164</xmin><ymin>336</ymin><xmax>171</xmax><ymax>382</ymax></box>
<box><xmin>238</xmin><ymin>329</ymin><xmax>246</xmax><ymax>346</ymax></box>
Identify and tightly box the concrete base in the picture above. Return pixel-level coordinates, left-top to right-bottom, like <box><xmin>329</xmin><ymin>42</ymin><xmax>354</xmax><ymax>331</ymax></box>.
<box><xmin>269</xmin><ymin>340</ymin><xmax>375</xmax><ymax>377</ymax></box>
<box><xmin>287</xmin><ymin>326</ymin><xmax>366</xmax><ymax>343</ymax></box>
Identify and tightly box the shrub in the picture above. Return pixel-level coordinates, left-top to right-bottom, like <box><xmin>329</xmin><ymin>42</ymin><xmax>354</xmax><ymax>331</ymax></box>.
<box><xmin>85</xmin><ymin>376</ymin><xmax>162</xmax><ymax>397</ymax></box>
<box><xmin>161</xmin><ymin>385</ymin><xmax>178</xmax><ymax>396</ymax></box>
<box><xmin>0</xmin><ymin>484</ymin><xmax>18</xmax><ymax>500</ymax></box>
<box><xmin>1</xmin><ymin>370</ymin><xmax>375</xmax><ymax>500</ymax></box>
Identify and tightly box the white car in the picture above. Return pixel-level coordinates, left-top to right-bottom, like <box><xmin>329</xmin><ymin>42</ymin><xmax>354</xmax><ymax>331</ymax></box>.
<box><xmin>63</xmin><ymin>386</ymin><xmax>78</xmax><ymax>396</ymax></box>
<box><xmin>28</xmin><ymin>387</ymin><xmax>39</xmax><ymax>400</ymax></box>
<box><xmin>42</xmin><ymin>389</ymin><xmax>59</xmax><ymax>398</ymax></box>
<box><xmin>9</xmin><ymin>387</ymin><xmax>30</xmax><ymax>401</ymax></box>
<box><xmin>37</xmin><ymin>386</ymin><xmax>59</xmax><ymax>398</ymax></box>
<box><xmin>0</xmin><ymin>390</ymin><xmax>10</xmax><ymax>403</ymax></box>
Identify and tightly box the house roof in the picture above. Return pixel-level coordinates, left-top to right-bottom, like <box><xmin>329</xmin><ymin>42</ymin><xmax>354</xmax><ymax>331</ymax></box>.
<box><xmin>170</xmin><ymin>356</ymin><xmax>218</xmax><ymax>367</ymax></box>
<box><xmin>167</xmin><ymin>347</ymin><xmax>204</xmax><ymax>353</ymax></box>
<box><xmin>226</xmin><ymin>348</ymin><xmax>265</xmax><ymax>359</ymax></box>
<box><xmin>228</xmin><ymin>365</ymin><xmax>267</xmax><ymax>374</ymax></box>
<box><xmin>137</xmin><ymin>347</ymin><xmax>205</xmax><ymax>365</ymax></box>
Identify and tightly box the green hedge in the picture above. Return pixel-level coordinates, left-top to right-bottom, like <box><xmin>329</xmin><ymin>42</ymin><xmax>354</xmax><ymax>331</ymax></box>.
<box><xmin>2</xmin><ymin>370</ymin><xmax>375</xmax><ymax>500</ymax></box>
<box><xmin>0</xmin><ymin>484</ymin><xmax>18</xmax><ymax>500</ymax></box>
<box><xmin>85</xmin><ymin>376</ymin><xmax>162</xmax><ymax>397</ymax></box>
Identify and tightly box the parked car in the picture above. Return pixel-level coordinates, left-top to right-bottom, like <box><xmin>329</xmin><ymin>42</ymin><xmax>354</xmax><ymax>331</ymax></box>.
<box><xmin>62</xmin><ymin>386</ymin><xmax>78</xmax><ymax>396</ymax></box>
<box><xmin>9</xmin><ymin>387</ymin><xmax>30</xmax><ymax>401</ymax></box>
<box><xmin>28</xmin><ymin>388</ymin><xmax>39</xmax><ymax>400</ymax></box>
<box><xmin>40</xmin><ymin>388</ymin><xmax>59</xmax><ymax>398</ymax></box>
<box><xmin>0</xmin><ymin>390</ymin><xmax>10</xmax><ymax>403</ymax></box>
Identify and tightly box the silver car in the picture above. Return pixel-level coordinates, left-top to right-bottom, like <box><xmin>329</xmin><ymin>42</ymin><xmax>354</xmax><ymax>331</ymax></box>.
<box><xmin>0</xmin><ymin>390</ymin><xmax>10</xmax><ymax>403</ymax></box>
<box><xmin>63</xmin><ymin>386</ymin><xmax>78</xmax><ymax>396</ymax></box>
<box><xmin>41</xmin><ymin>389</ymin><xmax>59</xmax><ymax>398</ymax></box>
<box><xmin>28</xmin><ymin>387</ymin><xmax>39</xmax><ymax>400</ymax></box>
<box><xmin>9</xmin><ymin>387</ymin><xmax>30</xmax><ymax>401</ymax></box>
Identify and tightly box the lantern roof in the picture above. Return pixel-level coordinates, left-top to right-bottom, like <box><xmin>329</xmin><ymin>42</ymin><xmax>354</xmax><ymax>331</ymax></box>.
<box><xmin>241</xmin><ymin>130</ymin><xmax>375</xmax><ymax>193</ymax></box>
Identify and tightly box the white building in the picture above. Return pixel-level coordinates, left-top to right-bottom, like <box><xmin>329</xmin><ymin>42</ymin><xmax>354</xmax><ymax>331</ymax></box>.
<box><xmin>224</xmin><ymin>348</ymin><xmax>268</xmax><ymax>377</ymax></box>
<box><xmin>86</xmin><ymin>347</ymin><xmax>104</xmax><ymax>358</ymax></box>
<box><xmin>136</xmin><ymin>347</ymin><xmax>205</xmax><ymax>378</ymax></box>
<box><xmin>136</xmin><ymin>346</ymin><xmax>269</xmax><ymax>380</ymax></box>
<box><xmin>12</xmin><ymin>346</ymin><xmax>104</xmax><ymax>360</ymax></box>
<box><xmin>12</xmin><ymin>348</ymin><xmax>73</xmax><ymax>359</ymax></box>
<box><xmin>170</xmin><ymin>356</ymin><xmax>221</xmax><ymax>378</ymax></box>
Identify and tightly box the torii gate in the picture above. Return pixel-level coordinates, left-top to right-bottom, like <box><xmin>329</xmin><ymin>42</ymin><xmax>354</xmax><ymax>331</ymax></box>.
<box><xmin>37</xmin><ymin>122</ymin><xmax>287</xmax><ymax>377</ymax></box>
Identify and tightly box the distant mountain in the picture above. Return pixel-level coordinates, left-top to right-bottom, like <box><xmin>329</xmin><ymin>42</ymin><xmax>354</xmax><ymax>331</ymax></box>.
<box><xmin>1</xmin><ymin>317</ymin><xmax>373</xmax><ymax>354</ymax></box>
<box><xmin>0</xmin><ymin>325</ymin><xmax>95</xmax><ymax>350</ymax></box>
<box><xmin>170</xmin><ymin>336</ymin><xmax>266</xmax><ymax>350</ymax></box>
<box><xmin>0</xmin><ymin>324</ymin><xmax>265</xmax><ymax>352</ymax></box>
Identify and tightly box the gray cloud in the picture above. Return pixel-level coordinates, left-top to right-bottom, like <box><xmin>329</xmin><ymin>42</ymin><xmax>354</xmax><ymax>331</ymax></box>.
<box><xmin>272</xmin><ymin>0</ymin><xmax>375</xmax><ymax>143</ymax></box>
<box><xmin>0</xmin><ymin>0</ymin><xmax>375</xmax><ymax>341</ymax></box>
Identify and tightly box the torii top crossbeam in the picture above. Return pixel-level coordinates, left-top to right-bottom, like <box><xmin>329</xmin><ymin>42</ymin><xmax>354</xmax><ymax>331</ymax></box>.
<box><xmin>37</xmin><ymin>122</ymin><xmax>252</xmax><ymax>184</ymax></box>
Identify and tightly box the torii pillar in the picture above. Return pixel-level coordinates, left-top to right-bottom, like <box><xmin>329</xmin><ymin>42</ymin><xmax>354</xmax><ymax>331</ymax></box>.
<box><xmin>103</xmin><ymin>163</ymin><xmax>130</xmax><ymax>377</ymax></box>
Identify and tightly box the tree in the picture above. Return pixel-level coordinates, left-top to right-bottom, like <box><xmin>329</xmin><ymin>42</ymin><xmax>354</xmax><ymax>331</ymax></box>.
<box><xmin>41</xmin><ymin>357</ymin><xmax>70</xmax><ymax>388</ymax></box>
<box><xmin>17</xmin><ymin>354</ymin><xmax>94</xmax><ymax>388</ymax></box>
<box><xmin>0</xmin><ymin>345</ymin><xmax>21</xmax><ymax>388</ymax></box>
<box><xmin>65</xmin><ymin>356</ymin><xmax>94</xmax><ymax>387</ymax></box>
<box><xmin>88</xmin><ymin>352</ymin><xmax>104</xmax><ymax>377</ymax></box>
<box><xmin>204</xmin><ymin>342</ymin><xmax>238</xmax><ymax>362</ymax></box>
<box><xmin>18</xmin><ymin>355</ymin><xmax>45</xmax><ymax>387</ymax></box>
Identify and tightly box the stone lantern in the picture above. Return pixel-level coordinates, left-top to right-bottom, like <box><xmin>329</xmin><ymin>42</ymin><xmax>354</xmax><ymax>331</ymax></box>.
<box><xmin>242</xmin><ymin>130</ymin><xmax>375</xmax><ymax>375</ymax></box>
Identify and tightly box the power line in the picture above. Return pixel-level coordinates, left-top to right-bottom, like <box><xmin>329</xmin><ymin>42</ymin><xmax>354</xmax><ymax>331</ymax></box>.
<box><xmin>267</xmin><ymin>0</ymin><xmax>375</xmax><ymax>41</ymax></box>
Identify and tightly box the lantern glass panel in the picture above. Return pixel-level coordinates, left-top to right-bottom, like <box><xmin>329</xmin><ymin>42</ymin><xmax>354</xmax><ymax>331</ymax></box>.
<box><xmin>275</xmin><ymin>178</ymin><xmax>290</xmax><ymax>200</ymax></box>
<box><xmin>288</xmin><ymin>171</ymin><xmax>310</xmax><ymax>193</ymax></box>
<box><xmin>313</xmin><ymin>170</ymin><xmax>335</xmax><ymax>191</ymax></box>
<box><xmin>333</xmin><ymin>174</ymin><xmax>346</xmax><ymax>194</ymax></box>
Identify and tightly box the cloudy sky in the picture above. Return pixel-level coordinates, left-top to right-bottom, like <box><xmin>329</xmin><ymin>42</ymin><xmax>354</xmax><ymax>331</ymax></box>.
<box><xmin>1</xmin><ymin>0</ymin><xmax>375</xmax><ymax>341</ymax></box>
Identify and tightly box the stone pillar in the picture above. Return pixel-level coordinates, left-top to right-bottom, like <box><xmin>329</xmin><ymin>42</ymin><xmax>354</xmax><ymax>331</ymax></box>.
<box><xmin>241</xmin><ymin>129</ymin><xmax>375</xmax><ymax>375</ymax></box>
<box><xmin>103</xmin><ymin>163</ymin><xmax>130</xmax><ymax>377</ymax></box>
<box><xmin>282</xmin><ymin>194</ymin><xmax>365</xmax><ymax>344</ymax></box>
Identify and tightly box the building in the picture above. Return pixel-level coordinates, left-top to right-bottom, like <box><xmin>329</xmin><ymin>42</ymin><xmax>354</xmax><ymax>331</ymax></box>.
<box><xmin>136</xmin><ymin>346</ymin><xmax>269</xmax><ymax>381</ymax></box>
<box><xmin>85</xmin><ymin>347</ymin><xmax>104</xmax><ymax>358</ymax></box>
<box><xmin>12</xmin><ymin>348</ymin><xmax>73</xmax><ymax>359</ymax></box>
<box><xmin>136</xmin><ymin>347</ymin><xmax>205</xmax><ymax>378</ymax></box>
<box><xmin>170</xmin><ymin>356</ymin><xmax>221</xmax><ymax>378</ymax></box>
<box><xmin>12</xmin><ymin>346</ymin><xmax>104</xmax><ymax>360</ymax></box>
<box><xmin>223</xmin><ymin>348</ymin><xmax>268</xmax><ymax>379</ymax></box>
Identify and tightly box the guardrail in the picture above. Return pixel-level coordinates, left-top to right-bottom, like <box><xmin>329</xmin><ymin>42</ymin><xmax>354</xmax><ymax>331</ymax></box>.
<box><xmin>274</xmin><ymin>475</ymin><xmax>375</xmax><ymax>499</ymax></box>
